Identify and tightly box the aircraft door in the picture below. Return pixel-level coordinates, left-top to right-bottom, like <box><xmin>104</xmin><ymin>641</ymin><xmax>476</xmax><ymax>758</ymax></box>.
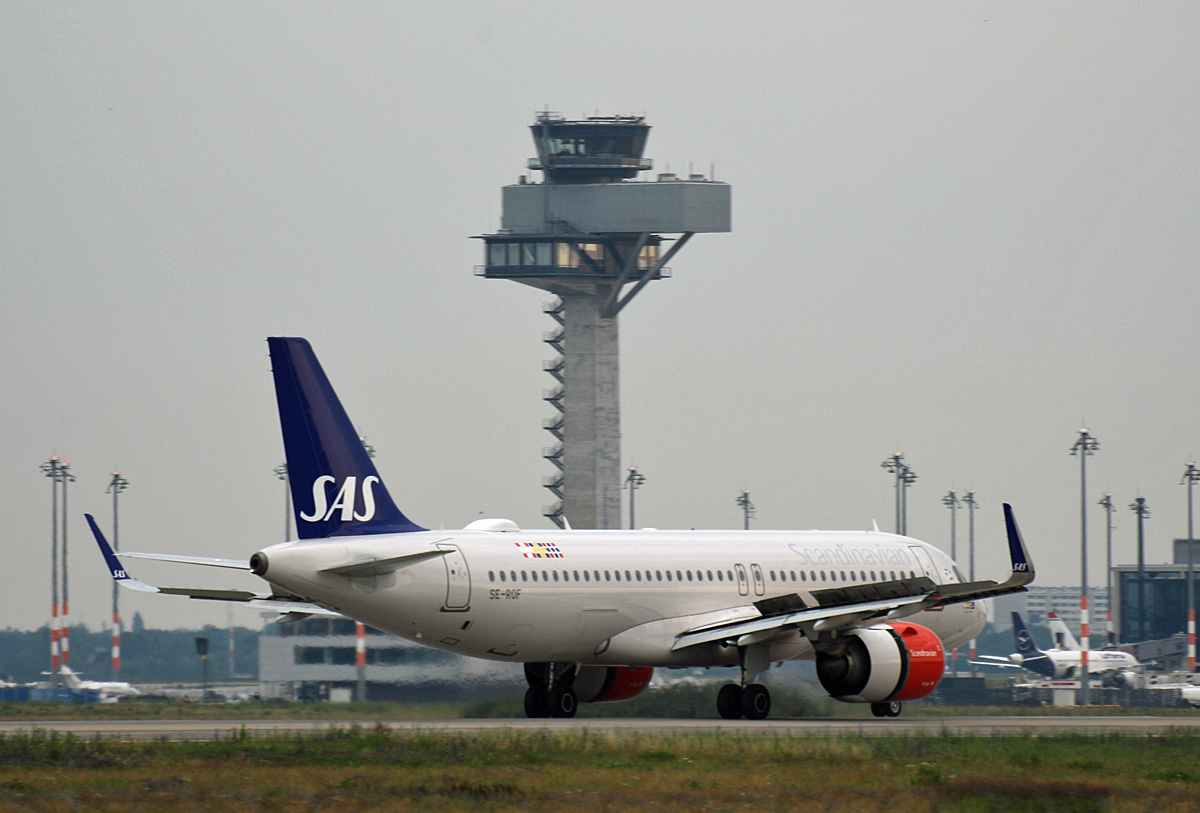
<box><xmin>735</xmin><ymin>564</ymin><xmax>749</xmax><ymax>597</ymax></box>
<box><xmin>908</xmin><ymin>546</ymin><xmax>939</xmax><ymax>582</ymax></box>
<box><xmin>438</xmin><ymin>544</ymin><xmax>471</xmax><ymax>611</ymax></box>
<box><xmin>750</xmin><ymin>564</ymin><xmax>765</xmax><ymax>596</ymax></box>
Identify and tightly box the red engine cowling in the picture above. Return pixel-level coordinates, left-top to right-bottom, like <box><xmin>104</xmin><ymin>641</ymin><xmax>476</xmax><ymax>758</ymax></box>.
<box><xmin>572</xmin><ymin>666</ymin><xmax>654</xmax><ymax>703</ymax></box>
<box><xmin>815</xmin><ymin>622</ymin><xmax>945</xmax><ymax>704</ymax></box>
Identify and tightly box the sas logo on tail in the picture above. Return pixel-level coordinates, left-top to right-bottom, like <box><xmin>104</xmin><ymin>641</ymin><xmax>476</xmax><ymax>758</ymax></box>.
<box><xmin>300</xmin><ymin>476</ymin><xmax>379</xmax><ymax>523</ymax></box>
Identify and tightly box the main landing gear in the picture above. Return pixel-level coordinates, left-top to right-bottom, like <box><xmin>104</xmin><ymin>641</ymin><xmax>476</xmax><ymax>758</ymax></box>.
<box><xmin>523</xmin><ymin>662</ymin><xmax>577</xmax><ymax>718</ymax></box>
<box><xmin>870</xmin><ymin>701</ymin><xmax>902</xmax><ymax>718</ymax></box>
<box><xmin>716</xmin><ymin>681</ymin><xmax>771</xmax><ymax>720</ymax></box>
<box><xmin>716</xmin><ymin>645</ymin><xmax>773</xmax><ymax>720</ymax></box>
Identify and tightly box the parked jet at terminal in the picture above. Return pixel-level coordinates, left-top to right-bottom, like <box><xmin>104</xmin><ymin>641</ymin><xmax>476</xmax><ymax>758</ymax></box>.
<box><xmin>975</xmin><ymin>611</ymin><xmax>1140</xmax><ymax>681</ymax></box>
<box><xmin>88</xmin><ymin>337</ymin><xmax>1036</xmax><ymax>719</ymax></box>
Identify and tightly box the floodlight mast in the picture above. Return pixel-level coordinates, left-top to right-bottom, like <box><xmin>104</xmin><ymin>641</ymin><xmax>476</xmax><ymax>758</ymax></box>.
<box><xmin>880</xmin><ymin>453</ymin><xmax>906</xmax><ymax>534</ymax></box>
<box><xmin>961</xmin><ymin>490</ymin><xmax>978</xmax><ymax>675</ymax></box>
<box><xmin>1098</xmin><ymin>494</ymin><xmax>1115</xmax><ymax>644</ymax></box>
<box><xmin>624</xmin><ymin>466</ymin><xmax>645</xmax><ymax>530</ymax></box>
<box><xmin>39</xmin><ymin>456</ymin><xmax>63</xmax><ymax>686</ymax></box>
<box><xmin>942</xmin><ymin>489</ymin><xmax>960</xmax><ymax>672</ymax></box>
<box><xmin>942</xmin><ymin>489</ymin><xmax>959</xmax><ymax>560</ymax></box>
<box><xmin>274</xmin><ymin>464</ymin><xmax>290</xmax><ymax>542</ymax></box>
<box><xmin>1070</xmin><ymin>427</ymin><xmax>1099</xmax><ymax>706</ymax></box>
<box><xmin>736</xmin><ymin>490</ymin><xmax>756</xmax><ymax>531</ymax></box>
<box><xmin>1129</xmin><ymin>496</ymin><xmax>1151</xmax><ymax>642</ymax></box>
<box><xmin>106</xmin><ymin>471</ymin><xmax>130</xmax><ymax>677</ymax></box>
<box><xmin>1182</xmin><ymin>463</ymin><xmax>1200</xmax><ymax>671</ymax></box>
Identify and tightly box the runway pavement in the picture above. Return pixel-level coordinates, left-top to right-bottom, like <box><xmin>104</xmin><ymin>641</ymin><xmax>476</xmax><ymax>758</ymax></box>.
<box><xmin>4</xmin><ymin>715</ymin><xmax>1200</xmax><ymax>740</ymax></box>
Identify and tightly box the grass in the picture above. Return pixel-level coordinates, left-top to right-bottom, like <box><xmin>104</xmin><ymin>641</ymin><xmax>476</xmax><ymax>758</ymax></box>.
<box><xmin>0</xmin><ymin>727</ymin><xmax>1198</xmax><ymax>810</ymax></box>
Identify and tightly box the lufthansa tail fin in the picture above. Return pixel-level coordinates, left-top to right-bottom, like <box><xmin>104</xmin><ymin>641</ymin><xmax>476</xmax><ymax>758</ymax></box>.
<box><xmin>1011</xmin><ymin>611</ymin><xmax>1042</xmax><ymax>656</ymax></box>
<box><xmin>268</xmin><ymin>337</ymin><xmax>425</xmax><ymax>538</ymax></box>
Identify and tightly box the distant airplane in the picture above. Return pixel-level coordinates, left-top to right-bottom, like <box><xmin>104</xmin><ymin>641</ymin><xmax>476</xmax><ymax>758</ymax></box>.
<box><xmin>88</xmin><ymin>337</ymin><xmax>1036</xmax><ymax>719</ymax></box>
<box><xmin>57</xmin><ymin>666</ymin><xmax>140</xmax><ymax>702</ymax></box>
<box><xmin>975</xmin><ymin>611</ymin><xmax>1140</xmax><ymax>681</ymax></box>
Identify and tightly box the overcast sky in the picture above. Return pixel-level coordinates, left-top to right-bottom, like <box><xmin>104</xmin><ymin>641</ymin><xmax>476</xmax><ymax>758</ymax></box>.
<box><xmin>3</xmin><ymin>3</ymin><xmax>1198</xmax><ymax>636</ymax></box>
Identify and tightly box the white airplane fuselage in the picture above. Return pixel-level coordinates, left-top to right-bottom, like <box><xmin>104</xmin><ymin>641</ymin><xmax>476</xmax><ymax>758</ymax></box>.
<box><xmin>259</xmin><ymin>527</ymin><xmax>986</xmax><ymax>667</ymax></box>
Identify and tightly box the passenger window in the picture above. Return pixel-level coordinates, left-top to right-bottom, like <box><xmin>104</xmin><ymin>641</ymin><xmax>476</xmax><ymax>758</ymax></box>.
<box><xmin>706</xmin><ymin>570</ymin><xmax>713</xmax><ymax>581</ymax></box>
<box><xmin>790</xmin><ymin>570</ymin><xmax>797</xmax><ymax>581</ymax></box>
<box><xmin>583</xmin><ymin>571</ymin><xmax>590</xmax><ymax>582</ymax></box>
<box><xmin>488</xmin><ymin>571</ymin><xmax>495</xmax><ymax>582</ymax></box>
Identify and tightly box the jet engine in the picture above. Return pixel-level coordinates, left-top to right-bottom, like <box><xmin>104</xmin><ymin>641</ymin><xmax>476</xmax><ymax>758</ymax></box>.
<box><xmin>571</xmin><ymin>666</ymin><xmax>654</xmax><ymax>703</ymax></box>
<box><xmin>815</xmin><ymin>622</ymin><xmax>945</xmax><ymax>704</ymax></box>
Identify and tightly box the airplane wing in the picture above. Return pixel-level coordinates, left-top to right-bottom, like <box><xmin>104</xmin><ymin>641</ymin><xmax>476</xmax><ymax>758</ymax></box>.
<box><xmin>673</xmin><ymin>503</ymin><xmax>1034</xmax><ymax>652</ymax></box>
<box><xmin>85</xmin><ymin>514</ymin><xmax>341</xmax><ymax>618</ymax></box>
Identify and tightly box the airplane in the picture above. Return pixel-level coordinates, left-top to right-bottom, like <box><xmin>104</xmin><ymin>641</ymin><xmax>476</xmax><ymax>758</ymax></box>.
<box><xmin>56</xmin><ymin>666</ymin><xmax>140</xmax><ymax>702</ymax></box>
<box><xmin>87</xmin><ymin>337</ymin><xmax>1035</xmax><ymax>719</ymax></box>
<box><xmin>974</xmin><ymin>611</ymin><xmax>1140</xmax><ymax>681</ymax></box>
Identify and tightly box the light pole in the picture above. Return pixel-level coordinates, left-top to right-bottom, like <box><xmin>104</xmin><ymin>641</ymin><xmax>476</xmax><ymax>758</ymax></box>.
<box><xmin>1130</xmin><ymin>497</ymin><xmax>1150</xmax><ymax>642</ymax></box>
<box><xmin>106</xmin><ymin>471</ymin><xmax>129</xmax><ymax>678</ymax></box>
<box><xmin>1070</xmin><ymin>428</ymin><xmax>1099</xmax><ymax>706</ymax></box>
<box><xmin>1098</xmin><ymin>494</ymin><xmax>1115</xmax><ymax>644</ymax></box>
<box><xmin>58</xmin><ymin>460</ymin><xmax>74</xmax><ymax>670</ymax></box>
<box><xmin>39</xmin><ymin>456</ymin><xmax>62</xmax><ymax>685</ymax></box>
<box><xmin>1183</xmin><ymin>463</ymin><xmax>1200</xmax><ymax>671</ymax></box>
<box><xmin>900</xmin><ymin>466</ymin><xmax>918</xmax><ymax>535</ymax></box>
<box><xmin>623</xmin><ymin>467</ymin><xmax>645</xmax><ymax>530</ymax></box>
<box><xmin>942</xmin><ymin>489</ymin><xmax>960</xmax><ymax>672</ymax></box>
<box><xmin>881</xmin><ymin>453</ymin><xmax>905</xmax><ymax>534</ymax></box>
<box><xmin>942</xmin><ymin>490</ymin><xmax>959</xmax><ymax>560</ymax></box>
<box><xmin>274</xmin><ymin>464</ymin><xmax>290</xmax><ymax>542</ymax></box>
<box><xmin>961</xmin><ymin>490</ymin><xmax>978</xmax><ymax>675</ymax></box>
<box><xmin>736</xmin><ymin>491</ymin><xmax>756</xmax><ymax>531</ymax></box>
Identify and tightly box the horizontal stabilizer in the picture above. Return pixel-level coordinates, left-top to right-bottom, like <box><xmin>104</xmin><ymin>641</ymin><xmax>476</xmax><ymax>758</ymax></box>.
<box><xmin>85</xmin><ymin>513</ymin><xmax>339</xmax><ymax>617</ymax></box>
<box><xmin>119</xmin><ymin>552</ymin><xmax>250</xmax><ymax>570</ymax></box>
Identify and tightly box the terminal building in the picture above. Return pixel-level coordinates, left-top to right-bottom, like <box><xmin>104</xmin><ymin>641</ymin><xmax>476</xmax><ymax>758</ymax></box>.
<box><xmin>1111</xmin><ymin>539</ymin><xmax>1200</xmax><ymax>644</ymax></box>
<box><xmin>257</xmin><ymin>617</ymin><xmax>517</xmax><ymax>702</ymax></box>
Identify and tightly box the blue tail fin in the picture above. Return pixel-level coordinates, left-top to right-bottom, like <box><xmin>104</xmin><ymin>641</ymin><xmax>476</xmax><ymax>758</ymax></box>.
<box><xmin>268</xmin><ymin>337</ymin><xmax>425</xmax><ymax>538</ymax></box>
<box><xmin>1011</xmin><ymin>611</ymin><xmax>1041</xmax><ymax>656</ymax></box>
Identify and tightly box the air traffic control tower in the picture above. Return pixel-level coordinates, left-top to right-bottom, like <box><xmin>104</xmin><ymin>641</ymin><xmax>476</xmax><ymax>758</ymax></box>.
<box><xmin>477</xmin><ymin>112</ymin><xmax>730</xmax><ymax>529</ymax></box>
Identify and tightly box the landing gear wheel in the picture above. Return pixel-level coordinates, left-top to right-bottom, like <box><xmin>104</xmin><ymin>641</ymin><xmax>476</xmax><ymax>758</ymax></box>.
<box><xmin>524</xmin><ymin>686</ymin><xmax>549</xmax><ymax>718</ymax></box>
<box><xmin>716</xmin><ymin>683</ymin><xmax>743</xmax><ymax>719</ymax></box>
<box><xmin>549</xmin><ymin>687</ymin><xmax>578</xmax><ymax>718</ymax></box>
<box><xmin>741</xmin><ymin>683</ymin><xmax>771</xmax><ymax>720</ymax></box>
<box><xmin>870</xmin><ymin>701</ymin><xmax>902</xmax><ymax>718</ymax></box>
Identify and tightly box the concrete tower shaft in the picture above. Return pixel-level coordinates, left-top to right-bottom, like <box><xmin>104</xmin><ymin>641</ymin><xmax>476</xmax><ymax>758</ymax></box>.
<box><xmin>558</xmin><ymin>291</ymin><xmax>620</xmax><ymax>530</ymax></box>
<box><xmin>477</xmin><ymin>112</ymin><xmax>730</xmax><ymax>529</ymax></box>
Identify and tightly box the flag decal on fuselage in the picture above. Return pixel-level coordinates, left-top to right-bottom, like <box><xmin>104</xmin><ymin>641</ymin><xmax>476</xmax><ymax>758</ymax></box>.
<box><xmin>516</xmin><ymin>542</ymin><xmax>564</xmax><ymax>559</ymax></box>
